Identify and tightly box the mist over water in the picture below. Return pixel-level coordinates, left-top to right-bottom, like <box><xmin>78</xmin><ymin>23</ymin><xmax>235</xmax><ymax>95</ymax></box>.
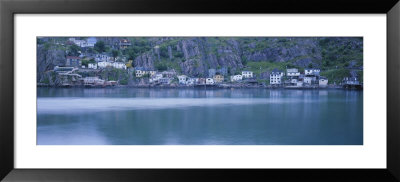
<box><xmin>37</xmin><ymin>97</ymin><xmax>314</xmax><ymax>113</ymax></box>
<box><xmin>37</xmin><ymin>88</ymin><xmax>363</xmax><ymax>145</ymax></box>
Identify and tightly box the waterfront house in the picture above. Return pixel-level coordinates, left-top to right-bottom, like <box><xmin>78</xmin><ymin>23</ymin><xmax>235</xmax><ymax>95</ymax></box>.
<box><xmin>83</xmin><ymin>77</ymin><xmax>104</xmax><ymax>86</ymax></box>
<box><xmin>159</xmin><ymin>77</ymin><xmax>172</xmax><ymax>84</ymax></box>
<box><xmin>242</xmin><ymin>71</ymin><xmax>253</xmax><ymax>79</ymax></box>
<box><xmin>343</xmin><ymin>77</ymin><xmax>360</xmax><ymax>85</ymax></box>
<box><xmin>270</xmin><ymin>69</ymin><xmax>284</xmax><ymax>85</ymax></box>
<box><xmin>154</xmin><ymin>73</ymin><xmax>163</xmax><ymax>80</ymax></box>
<box><xmin>213</xmin><ymin>74</ymin><xmax>224</xmax><ymax>83</ymax></box>
<box><xmin>297</xmin><ymin>81</ymin><xmax>304</xmax><ymax>87</ymax></box>
<box><xmin>65</xmin><ymin>56</ymin><xmax>81</xmax><ymax>67</ymax></box>
<box><xmin>119</xmin><ymin>39</ymin><xmax>131</xmax><ymax>49</ymax></box>
<box><xmin>304</xmin><ymin>76</ymin><xmax>316</xmax><ymax>84</ymax></box>
<box><xmin>107</xmin><ymin>80</ymin><xmax>118</xmax><ymax>86</ymax></box>
<box><xmin>149</xmin><ymin>73</ymin><xmax>163</xmax><ymax>83</ymax></box>
<box><xmin>305</xmin><ymin>68</ymin><xmax>321</xmax><ymax>76</ymax></box>
<box><xmin>178</xmin><ymin>75</ymin><xmax>188</xmax><ymax>85</ymax></box>
<box><xmin>206</xmin><ymin>78</ymin><xmax>215</xmax><ymax>85</ymax></box>
<box><xmin>230</xmin><ymin>75</ymin><xmax>243</xmax><ymax>82</ymax></box>
<box><xmin>287</xmin><ymin>68</ymin><xmax>300</xmax><ymax>77</ymax></box>
<box><xmin>98</xmin><ymin>61</ymin><xmax>112</xmax><ymax>69</ymax></box>
<box><xmin>319</xmin><ymin>77</ymin><xmax>328</xmax><ymax>87</ymax></box>
<box><xmin>88</xmin><ymin>63</ymin><xmax>97</xmax><ymax>69</ymax></box>
<box><xmin>187</xmin><ymin>78</ymin><xmax>196</xmax><ymax>86</ymax></box>
<box><xmin>198</xmin><ymin>78</ymin><xmax>206</xmax><ymax>84</ymax></box>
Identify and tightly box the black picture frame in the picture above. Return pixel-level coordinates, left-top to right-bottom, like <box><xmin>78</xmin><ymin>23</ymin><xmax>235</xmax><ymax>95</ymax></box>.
<box><xmin>1</xmin><ymin>0</ymin><xmax>399</xmax><ymax>181</ymax></box>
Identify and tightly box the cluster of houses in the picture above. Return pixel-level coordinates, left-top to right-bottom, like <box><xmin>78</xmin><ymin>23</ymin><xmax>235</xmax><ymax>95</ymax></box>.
<box><xmin>68</xmin><ymin>37</ymin><xmax>97</xmax><ymax>48</ymax></box>
<box><xmin>267</xmin><ymin>68</ymin><xmax>329</xmax><ymax>88</ymax></box>
<box><xmin>52</xmin><ymin>66</ymin><xmax>119</xmax><ymax>87</ymax></box>
<box><xmin>131</xmin><ymin>66</ymin><xmax>331</xmax><ymax>87</ymax></box>
<box><xmin>65</xmin><ymin>53</ymin><xmax>127</xmax><ymax>70</ymax></box>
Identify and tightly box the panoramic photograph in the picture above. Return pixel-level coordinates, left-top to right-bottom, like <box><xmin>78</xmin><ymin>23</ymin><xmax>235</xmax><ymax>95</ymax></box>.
<box><xmin>37</xmin><ymin>37</ymin><xmax>363</xmax><ymax>145</ymax></box>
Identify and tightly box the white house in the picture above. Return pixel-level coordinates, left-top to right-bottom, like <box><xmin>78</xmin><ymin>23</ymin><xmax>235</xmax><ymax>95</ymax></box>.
<box><xmin>150</xmin><ymin>74</ymin><xmax>163</xmax><ymax>83</ymax></box>
<box><xmin>305</xmin><ymin>68</ymin><xmax>321</xmax><ymax>76</ymax></box>
<box><xmin>304</xmin><ymin>76</ymin><xmax>316</xmax><ymax>84</ymax></box>
<box><xmin>270</xmin><ymin>73</ymin><xmax>282</xmax><ymax>85</ymax></box>
<box><xmin>83</xmin><ymin>77</ymin><xmax>104</xmax><ymax>86</ymax></box>
<box><xmin>135</xmin><ymin>69</ymin><xmax>147</xmax><ymax>77</ymax></box>
<box><xmin>69</xmin><ymin>38</ymin><xmax>86</xmax><ymax>47</ymax></box>
<box><xmin>186</xmin><ymin>78</ymin><xmax>196</xmax><ymax>85</ymax></box>
<box><xmin>230</xmin><ymin>75</ymin><xmax>243</xmax><ymax>82</ymax></box>
<box><xmin>270</xmin><ymin>69</ymin><xmax>284</xmax><ymax>85</ymax></box>
<box><xmin>88</xmin><ymin>63</ymin><xmax>97</xmax><ymax>69</ymax></box>
<box><xmin>242</xmin><ymin>71</ymin><xmax>253</xmax><ymax>78</ymax></box>
<box><xmin>178</xmin><ymin>75</ymin><xmax>188</xmax><ymax>84</ymax></box>
<box><xmin>148</xmin><ymin>70</ymin><xmax>157</xmax><ymax>77</ymax></box>
<box><xmin>287</xmin><ymin>68</ymin><xmax>300</xmax><ymax>76</ymax></box>
<box><xmin>159</xmin><ymin>78</ymin><xmax>172</xmax><ymax>84</ymax></box>
<box><xmin>98</xmin><ymin>61</ymin><xmax>112</xmax><ymax>69</ymax></box>
<box><xmin>85</xmin><ymin>37</ymin><xmax>97</xmax><ymax>47</ymax></box>
<box><xmin>296</xmin><ymin>81</ymin><xmax>304</xmax><ymax>87</ymax></box>
<box><xmin>206</xmin><ymin>78</ymin><xmax>215</xmax><ymax>85</ymax></box>
<box><xmin>95</xmin><ymin>54</ymin><xmax>114</xmax><ymax>62</ymax></box>
<box><xmin>112</xmin><ymin>62</ymin><xmax>127</xmax><ymax>70</ymax></box>
<box><xmin>319</xmin><ymin>77</ymin><xmax>328</xmax><ymax>87</ymax></box>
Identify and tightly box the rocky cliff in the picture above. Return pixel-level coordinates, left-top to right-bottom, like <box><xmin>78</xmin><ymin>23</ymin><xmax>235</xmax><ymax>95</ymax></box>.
<box><xmin>37</xmin><ymin>37</ymin><xmax>363</xmax><ymax>84</ymax></box>
<box><xmin>133</xmin><ymin>37</ymin><xmax>362</xmax><ymax>76</ymax></box>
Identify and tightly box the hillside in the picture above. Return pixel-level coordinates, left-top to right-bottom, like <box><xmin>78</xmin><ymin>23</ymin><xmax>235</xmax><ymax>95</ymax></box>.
<box><xmin>37</xmin><ymin>37</ymin><xmax>363</xmax><ymax>85</ymax></box>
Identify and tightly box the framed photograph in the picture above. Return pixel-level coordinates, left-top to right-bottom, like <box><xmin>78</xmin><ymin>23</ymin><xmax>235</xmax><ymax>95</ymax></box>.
<box><xmin>1</xmin><ymin>0</ymin><xmax>399</xmax><ymax>181</ymax></box>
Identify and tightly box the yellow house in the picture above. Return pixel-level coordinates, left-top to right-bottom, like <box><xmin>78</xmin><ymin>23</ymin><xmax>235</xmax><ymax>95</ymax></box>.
<box><xmin>148</xmin><ymin>70</ymin><xmax>157</xmax><ymax>77</ymax></box>
<box><xmin>213</xmin><ymin>74</ymin><xmax>224</xmax><ymax>83</ymax></box>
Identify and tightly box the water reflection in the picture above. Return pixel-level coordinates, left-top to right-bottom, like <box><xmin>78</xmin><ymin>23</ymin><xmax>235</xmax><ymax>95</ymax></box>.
<box><xmin>37</xmin><ymin>88</ymin><xmax>363</xmax><ymax>145</ymax></box>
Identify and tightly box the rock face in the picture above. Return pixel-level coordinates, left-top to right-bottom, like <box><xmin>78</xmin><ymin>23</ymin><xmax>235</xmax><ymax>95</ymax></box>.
<box><xmin>37</xmin><ymin>44</ymin><xmax>66</xmax><ymax>82</ymax></box>
<box><xmin>132</xmin><ymin>37</ymin><xmax>362</xmax><ymax>76</ymax></box>
<box><xmin>134</xmin><ymin>52</ymin><xmax>156</xmax><ymax>69</ymax></box>
<box><xmin>36</xmin><ymin>37</ymin><xmax>363</xmax><ymax>83</ymax></box>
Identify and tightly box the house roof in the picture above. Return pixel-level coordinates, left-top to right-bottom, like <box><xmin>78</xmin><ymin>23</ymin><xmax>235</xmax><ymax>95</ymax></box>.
<box><xmin>87</xmin><ymin>37</ymin><xmax>97</xmax><ymax>44</ymax></box>
<box><xmin>120</xmin><ymin>39</ymin><xmax>131</xmax><ymax>43</ymax></box>
<box><xmin>135</xmin><ymin>67</ymin><xmax>154</xmax><ymax>71</ymax></box>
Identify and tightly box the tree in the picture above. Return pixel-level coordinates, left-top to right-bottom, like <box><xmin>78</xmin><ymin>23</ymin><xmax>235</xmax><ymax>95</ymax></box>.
<box><xmin>94</xmin><ymin>41</ymin><xmax>106</xmax><ymax>53</ymax></box>
<box><xmin>112</xmin><ymin>50</ymin><xmax>119</xmax><ymax>59</ymax></box>
<box><xmin>67</xmin><ymin>44</ymin><xmax>81</xmax><ymax>56</ymax></box>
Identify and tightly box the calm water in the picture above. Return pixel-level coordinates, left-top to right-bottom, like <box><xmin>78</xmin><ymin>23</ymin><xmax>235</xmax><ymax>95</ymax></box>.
<box><xmin>37</xmin><ymin>88</ymin><xmax>363</xmax><ymax>145</ymax></box>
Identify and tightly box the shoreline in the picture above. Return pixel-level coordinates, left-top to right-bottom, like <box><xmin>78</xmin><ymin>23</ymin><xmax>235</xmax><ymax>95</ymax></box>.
<box><xmin>37</xmin><ymin>84</ymin><xmax>361</xmax><ymax>90</ymax></box>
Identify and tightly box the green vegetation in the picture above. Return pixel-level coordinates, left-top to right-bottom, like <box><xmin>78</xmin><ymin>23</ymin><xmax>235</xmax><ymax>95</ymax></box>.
<box><xmin>247</xmin><ymin>61</ymin><xmax>291</xmax><ymax>75</ymax></box>
<box><xmin>320</xmin><ymin>68</ymin><xmax>351</xmax><ymax>84</ymax></box>
<box><xmin>111</xmin><ymin>49</ymin><xmax>120</xmax><ymax>59</ymax></box>
<box><xmin>67</xmin><ymin>44</ymin><xmax>81</xmax><ymax>56</ymax></box>
<box><xmin>94</xmin><ymin>41</ymin><xmax>106</xmax><ymax>53</ymax></box>
<box><xmin>81</xmin><ymin>58</ymin><xmax>95</xmax><ymax>67</ymax></box>
<box><xmin>357</xmin><ymin>70</ymin><xmax>363</xmax><ymax>83</ymax></box>
<box><xmin>319</xmin><ymin>38</ymin><xmax>363</xmax><ymax>70</ymax></box>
